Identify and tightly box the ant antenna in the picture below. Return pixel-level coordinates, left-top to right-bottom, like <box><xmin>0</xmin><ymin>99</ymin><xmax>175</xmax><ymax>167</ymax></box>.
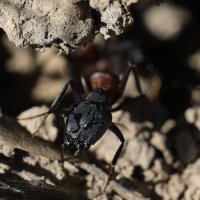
<box><xmin>16</xmin><ymin>108</ymin><xmax>73</xmax><ymax>138</ymax></box>
<box><xmin>16</xmin><ymin>111</ymin><xmax>49</xmax><ymax>121</ymax></box>
<box><xmin>16</xmin><ymin>111</ymin><xmax>50</xmax><ymax>138</ymax></box>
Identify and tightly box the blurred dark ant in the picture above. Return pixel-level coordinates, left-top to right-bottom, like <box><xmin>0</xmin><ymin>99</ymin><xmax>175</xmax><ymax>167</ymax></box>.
<box><xmin>18</xmin><ymin>62</ymin><xmax>149</xmax><ymax>191</ymax></box>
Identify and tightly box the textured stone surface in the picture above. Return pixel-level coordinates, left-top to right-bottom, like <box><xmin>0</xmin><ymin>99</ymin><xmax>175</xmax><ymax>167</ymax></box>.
<box><xmin>100</xmin><ymin>3</ymin><xmax>133</xmax><ymax>39</ymax></box>
<box><xmin>155</xmin><ymin>174</ymin><xmax>184</xmax><ymax>200</ymax></box>
<box><xmin>0</xmin><ymin>0</ymin><xmax>165</xmax><ymax>53</ymax></box>
<box><xmin>0</xmin><ymin>0</ymin><xmax>95</xmax><ymax>53</ymax></box>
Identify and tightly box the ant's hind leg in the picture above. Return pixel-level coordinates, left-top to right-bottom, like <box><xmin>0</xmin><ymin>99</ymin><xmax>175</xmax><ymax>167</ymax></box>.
<box><xmin>110</xmin><ymin>62</ymin><xmax>132</xmax><ymax>105</ymax></box>
<box><xmin>110</xmin><ymin>63</ymin><xmax>153</xmax><ymax>120</ymax></box>
<box><xmin>110</xmin><ymin>62</ymin><xmax>143</xmax><ymax>105</ymax></box>
<box><xmin>131</xmin><ymin>62</ymin><xmax>143</xmax><ymax>95</ymax></box>
<box><xmin>131</xmin><ymin>64</ymin><xmax>153</xmax><ymax>119</ymax></box>
<box><xmin>110</xmin><ymin>94</ymin><xmax>148</xmax><ymax>112</ymax></box>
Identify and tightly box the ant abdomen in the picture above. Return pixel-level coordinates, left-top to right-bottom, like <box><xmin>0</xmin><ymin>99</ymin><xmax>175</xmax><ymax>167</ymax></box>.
<box><xmin>89</xmin><ymin>71</ymin><xmax>120</xmax><ymax>95</ymax></box>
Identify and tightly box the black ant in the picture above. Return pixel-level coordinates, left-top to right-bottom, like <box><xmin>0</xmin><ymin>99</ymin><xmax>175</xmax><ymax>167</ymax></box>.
<box><xmin>18</xmin><ymin>62</ymin><xmax>148</xmax><ymax>191</ymax></box>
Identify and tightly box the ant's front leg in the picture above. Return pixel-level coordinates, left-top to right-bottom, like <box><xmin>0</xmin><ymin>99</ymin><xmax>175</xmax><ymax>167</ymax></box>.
<box><xmin>31</xmin><ymin>80</ymin><xmax>81</xmax><ymax>137</ymax></box>
<box><xmin>104</xmin><ymin>122</ymin><xmax>125</xmax><ymax>191</ymax></box>
<box><xmin>60</xmin><ymin>113</ymin><xmax>83</xmax><ymax>170</ymax></box>
<box><xmin>50</xmin><ymin>80</ymin><xmax>81</xmax><ymax>111</ymax></box>
<box><xmin>60</xmin><ymin>114</ymin><xmax>69</xmax><ymax>170</ymax></box>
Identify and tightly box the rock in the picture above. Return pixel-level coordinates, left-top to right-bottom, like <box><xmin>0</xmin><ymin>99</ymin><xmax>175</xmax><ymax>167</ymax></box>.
<box><xmin>182</xmin><ymin>158</ymin><xmax>200</xmax><ymax>200</ymax></box>
<box><xmin>176</xmin><ymin>130</ymin><xmax>198</xmax><ymax>163</ymax></box>
<box><xmin>0</xmin><ymin>143</ymin><xmax>15</xmax><ymax>158</ymax></box>
<box><xmin>155</xmin><ymin>174</ymin><xmax>184</xmax><ymax>200</ymax></box>
<box><xmin>0</xmin><ymin>0</ymin><xmax>165</xmax><ymax>53</ymax></box>
<box><xmin>0</xmin><ymin>0</ymin><xmax>95</xmax><ymax>53</ymax></box>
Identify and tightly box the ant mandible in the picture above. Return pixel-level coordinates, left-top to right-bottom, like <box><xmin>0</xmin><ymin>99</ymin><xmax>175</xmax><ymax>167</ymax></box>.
<box><xmin>19</xmin><ymin>62</ymin><xmax>148</xmax><ymax>191</ymax></box>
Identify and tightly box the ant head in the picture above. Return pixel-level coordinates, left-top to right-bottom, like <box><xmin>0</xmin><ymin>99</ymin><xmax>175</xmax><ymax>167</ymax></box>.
<box><xmin>86</xmin><ymin>87</ymin><xmax>110</xmax><ymax>108</ymax></box>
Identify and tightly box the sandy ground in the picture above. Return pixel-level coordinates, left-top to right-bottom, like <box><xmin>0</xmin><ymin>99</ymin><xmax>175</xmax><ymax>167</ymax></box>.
<box><xmin>1</xmin><ymin>1</ymin><xmax>200</xmax><ymax>199</ymax></box>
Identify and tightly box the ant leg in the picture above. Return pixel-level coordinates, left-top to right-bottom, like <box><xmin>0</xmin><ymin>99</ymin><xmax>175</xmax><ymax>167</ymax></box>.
<box><xmin>110</xmin><ymin>94</ymin><xmax>148</xmax><ymax>112</ymax></box>
<box><xmin>110</xmin><ymin>63</ymin><xmax>152</xmax><ymax>119</ymax></box>
<box><xmin>104</xmin><ymin>123</ymin><xmax>125</xmax><ymax>191</ymax></box>
<box><xmin>131</xmin><ymin>62</ymin><xmax>143</xmax><ymax>95</ymax></box>
<box><xmin>60</xmin><ymin>144</ymin><xmax>65</xmax><ymax>170</ymax></box>
<box><xmin>49</xmin><ymin>80</ymin><xmax>81</xmax><ymax>111</ymax></box>
<box><xmin>60</xmin><ymin>114</ymin><xmax>66</xmax><ymax>170</ymax></box>
<box><xmin>129</xmin><ymin>64</ymin><xmax>153</xmax><ymax>119</ymax></box>
<box><xmin>80</xmin><ymin>72</ymin><xmax>91</xmax><ymax>97</ymax></box>
<box><xmin>111</xmin><ymin>62</ymin><xmax>145</xmax><ymax>105</ymax></box>
<box><xmin>78</xmin><ymin>62</ymin><xmax>91</xmax><ymax>97</ymax></box>
<box><xmin>110</xmin><ymin>62</ymin><xmax>133</xmax><ymax>105</ymax></box>
<box><xmin>32</xmin><ymin>80</ymin><xmax>80</xmax><ymax>137</ymax></box>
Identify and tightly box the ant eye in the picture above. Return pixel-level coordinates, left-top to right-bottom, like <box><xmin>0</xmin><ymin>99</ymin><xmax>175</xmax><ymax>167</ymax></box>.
<box><xmin>75</xmin><ymin>114</ymin><xmax>82</xmax><ymax>122</ymax></box>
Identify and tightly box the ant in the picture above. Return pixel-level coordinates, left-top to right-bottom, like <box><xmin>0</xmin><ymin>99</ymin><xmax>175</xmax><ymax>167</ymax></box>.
<box><xmin>18</xmin><ymin>62</ymin><xmax>149</xmax><ymax>191</ymax></box>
